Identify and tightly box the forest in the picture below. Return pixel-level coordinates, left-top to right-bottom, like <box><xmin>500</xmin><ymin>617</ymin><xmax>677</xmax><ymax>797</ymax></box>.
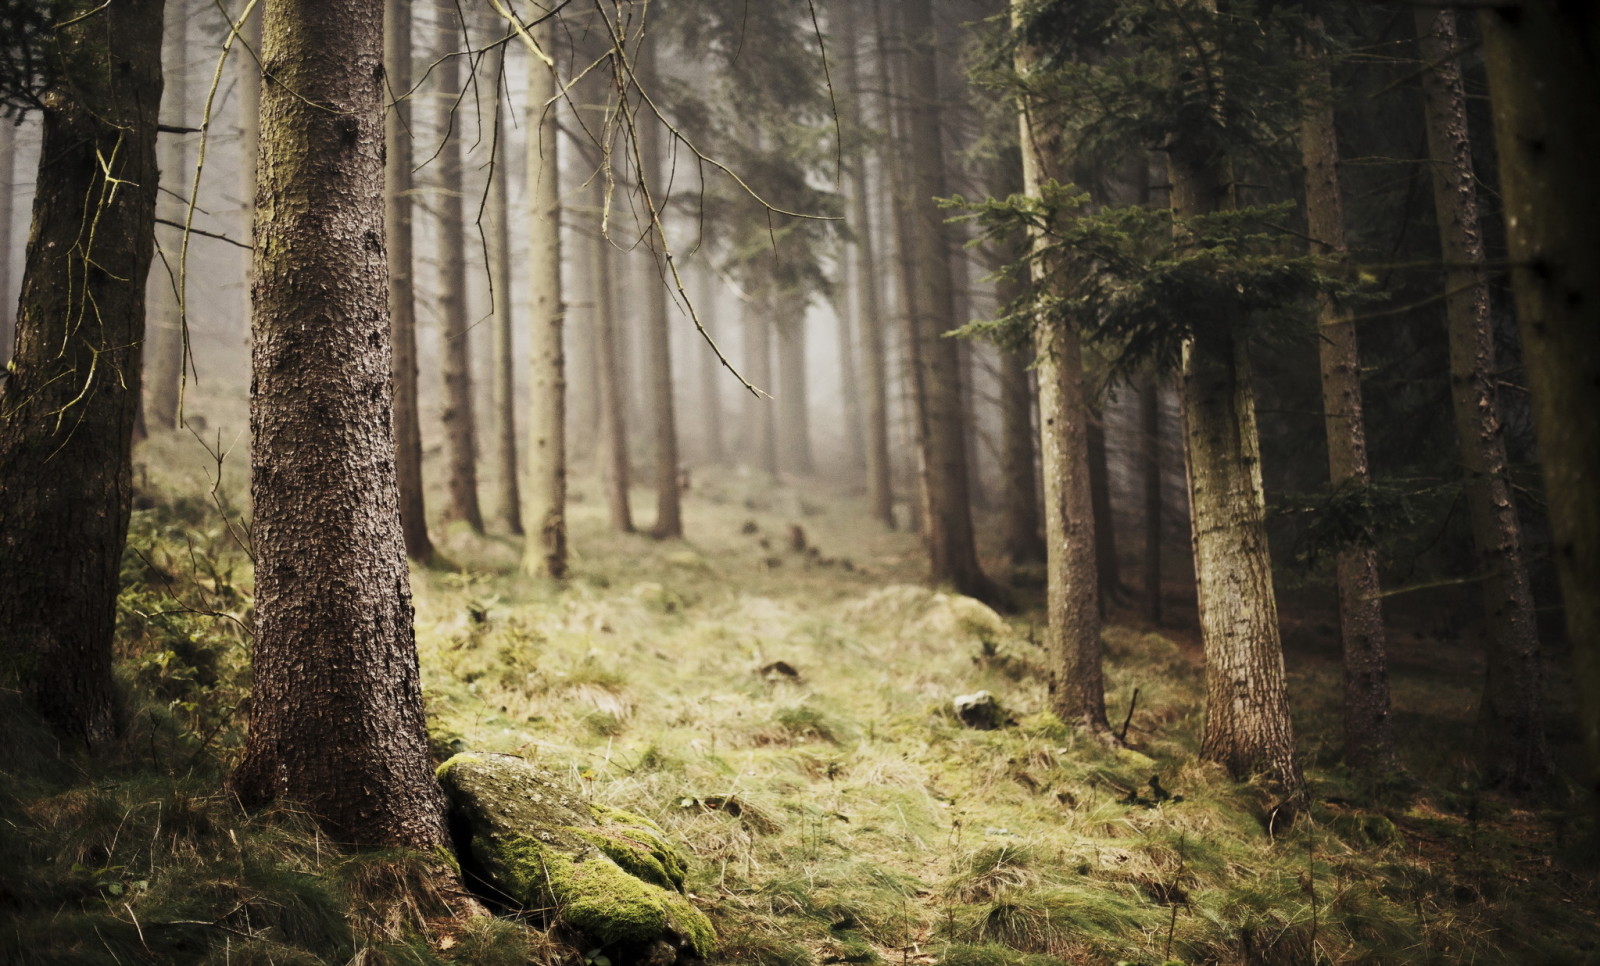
<box><xmin>0</xmin><ymin>0</ymin><xmax>1596</xmax><ymax>963</ymax></box>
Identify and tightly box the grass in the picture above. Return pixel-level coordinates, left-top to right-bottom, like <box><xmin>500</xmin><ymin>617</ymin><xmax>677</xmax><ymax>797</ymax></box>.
<box><xmin>0</xmin><ymin>429</ymin><xmax>1596</xmax><ymax>964</ymax></box>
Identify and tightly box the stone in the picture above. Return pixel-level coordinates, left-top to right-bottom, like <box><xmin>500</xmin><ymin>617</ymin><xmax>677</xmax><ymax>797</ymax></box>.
<box><xmin>952</xmin><ymin>690</ymin><xmax>1011</xmax><ymax>730</ymax></box>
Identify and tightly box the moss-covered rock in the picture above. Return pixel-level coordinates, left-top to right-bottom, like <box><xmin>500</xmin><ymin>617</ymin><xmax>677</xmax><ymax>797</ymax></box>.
<box><xmin>437</xmin><ymin>753</ymin><xmax>714</xmax><ymax>962</ymax></box>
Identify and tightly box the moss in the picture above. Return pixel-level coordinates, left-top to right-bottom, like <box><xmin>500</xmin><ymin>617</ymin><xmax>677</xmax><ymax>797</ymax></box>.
<box><xmin>568</xmin><ymin>823</ymin><xmax>688</xmax><ymax>891</ymax></box>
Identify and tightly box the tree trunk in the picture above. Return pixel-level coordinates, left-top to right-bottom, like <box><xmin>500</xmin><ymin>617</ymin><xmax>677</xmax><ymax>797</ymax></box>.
<box><xmin>1088</xmin><ymin>410</ymin><xmax>1122</xmax><ymax>612</ymax></box>
<box><xmin>594</xmin><ymin>223</ymin><xmax>634</xmax><ymax>533</ymax></box>
<box><xmin>1167</xmin><ymin>5</ymin><xmax>1301</xmax><ymax>793</ymax></box>
<box><xmin>385</xmin><ymin>0</ymin><xmax>434</xmax><ymax>563</ymax></box>
<box><xmin>0</xmin><ymin>0</ymin><xmax>163</xmax><ymax>745</ymax></box>
<box><xmin>693</xmin><ymin>262</ymin><xmax>725</xmax><ymax>464</ymax></box>
<box><xmin>1300</xmin><ymin>26</ymin><xmax>1396</xmax><ymax>769</ymax></box>
<box><xmin>237</xmin><ymin>0</ymin><xmax>261</xmax><ymax>349</ymax></box>
<box><xmin>0</xmin><ymin>119</ymin><xmax>14</xmax><ymax>366</ymax></box>
<box><xmin>900</xmin><ymin>0</ymin><xmax>996</xmax><ymax>604</ymax></box>
<box><xmin>1479</xmin><ymin>0</ymin><xmax>1600</xmax><ymax>817</ymax></box>
<box><xmin>743</xmin><ymin>293</ymin><xmax>778</xmax><ymax>477</ymax></box>
<box><xmin>999</xmin><ymin>347</ymin><xmax>1044</xmax><ymax>564</ymax></box>
<box><xmin>489</xmin><ymin>33</ymin><xmax>522</xmax><ymax>537</ymax></box>
<box><xmin>1140</xmin><ymin>373</ymin><xmax>1164</xmax><ymax>625</ymax></box>
<box><xmin>636</xmin><ymin>42</ymin><xmax>682</xmax><ymax>540</ymax></box>
<box><xmin>435</xmin><ymin>0</ymin><xmax>483</xmax><ymax>533</ymax></box>
<box><xmin>776</xmin><ymin>304</ymin><xmax>815</xmax><ymax>477</ymax></box>
<box><xmin>232</xmin><ymin>0</ymin><xmax>448</xmax><ymax>850</ymax></box>
<box><xmin>145</xmin><ymin>9</ymin><xmax>188</xmax><ymax>431</ymax></box>
<box><xmin>1416</xmin><ymin>7</ymin><xmax>1549</xmax><ymax>790</ymax></box>
<box><xmin>1013</xmin><ymin>0</ymin><xmax>1109</xmax><ymax>733</ymax></box>
<box><xmin>524</xmin><ymin>20</ymin><xmax>568</xmax><ymax>577</ymax></box>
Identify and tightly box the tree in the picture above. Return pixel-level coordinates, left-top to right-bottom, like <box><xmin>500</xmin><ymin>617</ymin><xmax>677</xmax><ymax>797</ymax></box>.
<box><xmin>1478</xmin><ymin>0</ymin><xmax>1599</xmax><ymax>809</ymax></box>
<box><xmin>523</xmin><ymin>12</ymin><xmax>568</xmax><ymax>578</ymax></box>
<box><xmin>434</xmin><ymin>0</ymin><xmax>484</xmax><ymax>533</ymax></box>
<box><xmin>0</xmin><ymin>119</ymin><xmax>14</xmax><ymax>365</ymax></box>
<box><xmin>385</xmin><ymin>0</ymin><xmax>434</xmax><ymax>563</ymax></box>
<box><xmin>0</xmin><ymin>0</ymin><xmax>163</xmax><ymax>744</ymax></box>
<box><xmin>488</xmin><ymin>18</ymin><xmax>522</xmax><ymax>538</ymax></box>
<box><xmin>593</xmin><ymin>191</ymin><xmax>635</xmax><ymax>534</ymax></box>
<box><xmin>144</xmin><ymin>8</ymin><xmax>188</xmax><ymax>432</ymax></box>
<box><xmin>1415</xmin><ymin>8</ymin><xmax>1548</xmax><ymax>789</ymax></box>
<box><xmin>1139</xmin><ymin>373</ymin><xmax>1164</xmax><ymax>625</ymax></box>
<box><xmin>1299</xmin><ymin>21</ymin><xmax>1395</xmax><ymax>769</ymax></box>
<box><xmin>231</xmin><ymin>0</ymin><xmax>449</xmax><ymax>850</ymax></box>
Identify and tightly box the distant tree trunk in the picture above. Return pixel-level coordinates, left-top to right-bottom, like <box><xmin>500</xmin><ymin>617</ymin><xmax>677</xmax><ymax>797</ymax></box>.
<box><xmin>594</xmin><ymin>226</ymin><xmax>634</xmax><ymax>533</ymax></box>
<box><xmin>236</xmin><ymin>0</ymin><xmax>261</xmax><ymax>348</ymax></box>
<box><xmin>488</xmin><ymin>35</ymin><xmax>522</xmax><ymax>537</ymax></box>
<box><xmin>1416</xmin><ymin>7</ymin><xmax>1549</xmax><ymax>790</ymax></box>
<box><xmin>900</xmin><ymin>0</ymin><xmax>997</xmax><ymax>604</ymax></box>
<box><xmin>232</xmin><ymin>0</ymin><xmax>450</xmax><ymax>851</ymax></box>
<box><xmin>1013</xmin><ymin>1</ymin><xmax>1109</xmax><ymax>734</ymax></box>
<box><xmin>145</xmin><ymin>9</ymin><xmax>188</xmax><ymax>431</ymax></box>
<box><xmin>1140</xmin><ymin>373</ymin><xmax>1164</xmax><ymax>625</ymax></box>
<box><xmin>1168</xmin><ymin>0</ymin><xmax>1300</xmax><ymax>794</ymax></box>
<box><xmin>1300</xmin><ymin>25</ymin><xmax>1396</xmax><ymax>769</ymax></box>
<box><xmin>385</xmin><ymin>0</ymin><xmax>434</xmax><ymax>563</ymax></box>
<box><xmin>0</xmin><ymin>117</ymin><xmax>14</xmax><ymax>365</ymax></box>
<box><xmin>636</xmin><ymin>42</ymin><xmax>682</xmax><ymax>540</ymax></box>
<box><xmin>743</xmin><ymin>293</ymin><xmax>779</xmax><ymax>476</ymax></box>
<box><xmin>0</xmin><ymin>0</ymin><xmax>163</xmax><ymax>746</ymax></box>
<box><xmin>1479</xmin><ymin>0</ymin><xmax>1600</xmax><ymax>817</ymax></box>
<box><xmin>524</xmin><ymin>22</ymin><xmax>567</xmax><ymax>578</ymax></box>
<box><xmin>1087</xmin><ymin>410</ymin><xmax>1122</xmax><ymax>611</ymax></box>
<box><xmin>990</xmin><ymin>145</ymin><xmax>1044</xmax><ymax>564</ymax></box>
<box><xmin>692</xmin><ymin>262</ymin><xmax>725</xmax><ymax>463</ymax></box>
<box><xmin>776</xmin><ymin>304</ymin><xmax>815</xmax><ymax>477</ymax></box>
<box><xmin>435</xmin><ymin>0</ymin><xmax>483</xmax><ymax>533</ymax></box>
<box><xmin>569</xmin><ymin>233</ymin><xmax>599</xmax><ymax>458</ymax></box>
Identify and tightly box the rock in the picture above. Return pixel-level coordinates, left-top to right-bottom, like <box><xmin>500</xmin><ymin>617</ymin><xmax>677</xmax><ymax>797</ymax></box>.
<box><xmin>952</xmin><ymin>690</ymin><xmax>1011</xmax><ymax>730</ymax></box>
<box><xmin>437</xmin><ymin>753</ymin><xmax>714</xmax><ymax>963</ymax></box>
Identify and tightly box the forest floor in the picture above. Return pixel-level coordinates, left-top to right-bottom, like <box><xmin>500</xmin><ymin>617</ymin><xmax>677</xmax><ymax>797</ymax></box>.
<box><xmin>2</xmin><ymin>427</ymin><xmax>1597</xmax><ymax>965</ymax></box>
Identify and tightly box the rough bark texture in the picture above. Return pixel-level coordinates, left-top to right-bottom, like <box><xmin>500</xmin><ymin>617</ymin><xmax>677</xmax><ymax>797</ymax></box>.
<box><xmin>524</xmin><ymin>22</ymin><xmax>567</xmax><ymax>577</ymax></box>
<box><xmin>636</xmin><ymin>42</ymin><xmax>682</xmax><ymax>539</ymax></box>
<box><xmin>1140</xmin><ymin>374</ymin><xmax>1164</xmax><ymax>625</ymax></box>
<box><xmin>1299</xmin><ymin>30</ymin><xmax>1396</xmax><ymax>769</ymax></box>
<box><xmin>1014</xmin><ymin>2</ymin><xmax>1109</xmax><ymax>733</ymax></box>
<box><xmin>145</xmin><ymin>8</ymin><xmax>187</xmax><ymax>431</ymax></box>
<box><xmin>1479</xmin><ymin>0</ymin><xmax>1600</xmax><ymax>816</ymax></box>
<box><xmin>594</xmin><ymin>222</ymin><xmax>634</xmax><ymax>534</ymax></box>
<box><xmin>435</xmin><ymin>0</ymin><xmax>483</xmax><ymax>533</ymax></box>
<box><xmin>899</xmin><ymin>0</ymin><xmax>996</xmax><ymax>605</ymax></box>
<box><xmin>0</xmin><ymin>0</ymin><xmax>163</xmax><ymax>745</ymax></box>
<box><xmin>488</xmin><ymin>34</ymin><xmax>522</xmax><ymax>538</ymax></box>
<box><xmin>384</xmin><ymin>0</ymin><xmax>434</xmax><ymax>563</ymax></box>
<box><xmin>231</xmin><ymin>0</ymin><xmax>448</xmax><ymax>850</ymax></box>
<box><xmin>1415</xmin><ymin>8</ymin><xmax>1549</xmax><ymax>790</ymax></box>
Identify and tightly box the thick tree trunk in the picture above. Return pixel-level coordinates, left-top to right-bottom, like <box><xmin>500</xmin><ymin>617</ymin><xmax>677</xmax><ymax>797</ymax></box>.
<box><xmin>232</xmin><ymin>0</ymin><xmax>448</xmax><ymax>850</ymax></box>
<box><xmin>900</xmin><ymin>0</ymin><xmax>996</xmax><ymax>604</ymax></box>
<box><xmin>1014</xmin><ymin>1</ymin><xmax>1109</xmax><ymax>733</ymax></box>
<box><xmin>0</xmin><ymin>119</ymin><xmax>14</xmax><ymax>366</ymax></box>
<box><xmin>743</xmin><ymin>294</ymin><xmax>778</xmax><ymax>477</ymax></box>
<box><xmin>0</xmin><ymin>0</ymin><xmax>163</xmax><ymax>745</ymax></box>
<box><xmin>1416</xmin><ymin>8</ymin><xmax>1549</xmax><ymax>790</ymax></box>
<box><xmin>524</xmin><ymin>21</ymin><xmax>568</xmax><ymax>577</ymax></box>
<box><xmin>1140</xmin><ymin>373</ymin><xmax>1164</xmax><ymax>625</ymax></box>
<box><xmin>385</xmin><ymin>0</ymin><xmax>434</xmax><ymax>563</ymax></box>
<box><xmin>636</xmin><ymin>44</ymin><xmax>682</xmax><ymax>540</ymax></box>
<box><xmin>593</xmin><ymin>225</ymin><xmax>634</xmax><ymax>533</ymax></box>
<box><xmin>489</xmin><ymin>35</ymin><xmax>522</xmax><ymax>537</ymax></box>
<box><xmin>776</xmin><ymin>305</ymin><xmax>815</xmax><ymax>477</ymax></box>
<box><xmin>145</xmin><ymin>9</ymin><xmax>188</xmax><ymax>431</ymax></box>
<box><xmin>435</xmin><ymin>0</ymin><xmax>483</xmax><ymax>533</ymax></box>
<box><xmin>1479</xmin><ymin>0</ymin><xmax>1600</xmax><ymax>817</ymax></box>
<box><xmin>1300</xmin><ymin>29</ymin><xmax>1396</xmax><ymax>769</ymax></box>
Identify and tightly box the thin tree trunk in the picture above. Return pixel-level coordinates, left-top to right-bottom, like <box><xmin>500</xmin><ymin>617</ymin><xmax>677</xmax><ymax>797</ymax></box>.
<box><xmin>0</xmin><ymin>118</ymin><xmax>14</xmax><ymax>366</ymax></box>
<box><xmin>524</xmin><ymin>20</ymin><xmax>568</xmax><ymax>577</ymax></box>
<box><xmin>489</xmin><ymin>34</ymin><xmax>522</xmax><ymax>536</ymax></box>
<box><xmin>569</xmin><ymin>229</ymin><xmax>599</xmax><ymax>458</ymax></box>
<box><xmin>237</xmin><ymin>0</ymin><xmax>261</xmax><ymax>349</ymax></box>
<box><xmin>1088</xmin><ymin>410</ymin><xmax>1122</xmax><ymax>611</ymax></box>
<box><xmin>0</xmin><ymin>0</ymin><xmax>163</xmax><ymax>746</ymax></box>
<box><xmin>900</xmin><ymin>0</ymin><xmax>996</xmax><ymax>604</ymax></box>
<box><xmin>1479</xmin><ymin>0</ymin><xmax>1600</xmax><ymax>818</ymax></box>
<box><xmin>1300</xmin><ymin>25</ymin><xmax>1396</xmax><ymax>769</ymax></box>
<box><xmin>1140</xmin><ymin>373</ymin><xmax>1164</xmax><ymax>625</ymax></box>
<box><xmin>232</xmin><ymin>0</ymin><xmax>448</xmax><ymax>851</ymax></box>
<box><xmin>1416</xmin><ymin>7</ymin><xmax>1549</xmax><ymax>789</ymax></box>
<box><xmin>776</xmin><ymin>305</ymin><xmax>815</xmax><ymax>477</ymax></box>
<box><xmin>636</xmin><ymin>41</ymin><xmax>682</xmax><ymax>539</ymax></box>
<box><xmin>385</xmin><ymin>0</ymin><xmax>434</xmax><ymax>563</ymax></box>
<box><xmin>999</xmin><ymin>347</ymin><xmax>1044</xmax><ymax>564</ymax></box>
<box><xmin>145</xmin><ymin>9</ymin><xmax>187</xmax><ymax>431</ymax></box>
<box><xmin>743</xmin><ymin>293</ymin><xmax>779</xmax><ymax>477</ymax></box>
<box><xmin>435</xmin><ymin>0</ymin><xmax>483</xmax><ymax>532</ymax></box>
<box><xmin>594</xmin><ymin>225</ymin><xmax>634</xmax><ymax>533</ymax></box>
<box><xmin>693</xmin><ymin>262</ymin><xmax>725</xmax><ymax>463</ymax></box>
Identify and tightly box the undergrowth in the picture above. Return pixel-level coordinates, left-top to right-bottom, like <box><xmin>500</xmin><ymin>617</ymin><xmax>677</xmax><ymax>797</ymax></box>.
<box><xmin>1</xmin><ymin>437</ymin><xmax>1595</xmax><ymax>964</ymax></box>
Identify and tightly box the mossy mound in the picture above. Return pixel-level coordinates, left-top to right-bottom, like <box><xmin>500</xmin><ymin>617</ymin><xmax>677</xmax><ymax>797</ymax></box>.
<box><xmin>437</xmin><ymin>753</ymin><xmax>714</xmax><ymax>963</ymax></box>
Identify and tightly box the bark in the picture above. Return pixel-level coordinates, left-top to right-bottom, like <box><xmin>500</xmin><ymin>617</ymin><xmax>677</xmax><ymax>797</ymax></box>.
<box><xmin>145</xmin><ymin>9</ymin><xmax>188</xmax><ymax>431</ymax></box>
<box><xmin>489</xmin><ymin>34</ymin><xmax>522</xmax><ymax>537</ymax></box>
<box><xmin>1140</xmin><ymin>373</ymin><xmax>1164</xmax><ymax>625</ymax></box>
<box><xmin>593</xmin><ymin>221</ymin><xmax>634</xmax><ymax>533</ymax></box>
<box><xmin>847</xmin><ymin>0</ymin><xmax>893</xmax><ymax>527</ymax></box>
<box><xmin>1168</xmin><ymin>3</ymin><xmax>1301</xmax><ymax>793</ymax></box>
<box><xmin>899</xmin><ymin>0</ymin><xmax>996</xmax><ymax>604</ymax></box>
<box><xmin>0</xmin><ymin>118</ymin><xmax>14</xmax><ymax>366</ymax></box>
<box><xmin>1088</xmin><ymin>410</ymin><xmax>1122</xmax><ymax>611</ymax></box>
<box><xmin>692</xmin><ymin>262</ymin><xmax>725</xmax><ymax>464</ymax></box>
<box><xmin>0</xmin><ymin>0</ymin><xmax>163</xmax><ymax>745</ymax></box>
<box><xmin>435</xmin><ymin>0</ymin><xmax>483</xmax><ymax>532</ymax></box>
<box><xmin>636</xmin><ymin>40</ymin><xmax>682</xmax><ymax>539</ymax></box>
<box><xmin>1479</xmin><ymin>0</ymin><xmax>1600</xmax><ymax>816</ymax></box>
<box><xmin>1014</xmin><ymin>1</ymin><xmax>1109</xmax><ymax>733</ymax></box>
<box><xmin>743</xmin><ymin>293</ymin><xmax>778</xmax><ymax>477</ymax></box>
<box><xmin>231</xmin><ymin>0</ymin><xmax>448</xmax><ymax>850</ymax></box>
<box><xmin>999</xmin><ymin>347</ymin><xmax>1044</xmax><ymax>565</ymax></box>
<box><xmin>1300</xmin><ymin>28</ymin><xmax>1396</xmax><ymax>769</ymax></box>
<box><xmin>1416</xmin><ymin>8</ymin><xmax>1549</xmax><ymax>789</ymax></box>
<box><xmin>776</xmin><ymin>304</ymin><xmax>815</xmax><ymax>477</ymax></box>
<box><xmin>524</xmin><ymin>19</ymin><xmax>567</xmax><ymax>578</ymax></box>
<box><xmin>237</xmin><ymin>0</ymin><xmax>261</xmax><ymax>346</ymax></box>
<box><xmin>385</xmin><ymin>0</ymin><xmax>434</xmax><ymax>563</ymax></box>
